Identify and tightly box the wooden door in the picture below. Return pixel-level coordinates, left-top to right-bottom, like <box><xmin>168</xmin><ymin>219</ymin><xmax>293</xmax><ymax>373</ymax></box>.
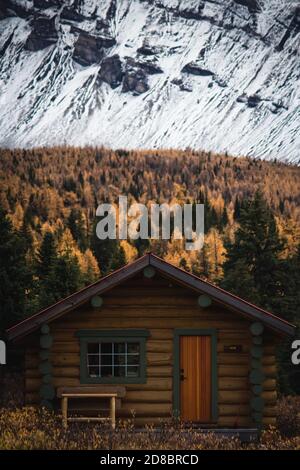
<box><xmin>180</xmin><ymin>336</ymin><xmax>211</xmax><ymax>422</ymax></box>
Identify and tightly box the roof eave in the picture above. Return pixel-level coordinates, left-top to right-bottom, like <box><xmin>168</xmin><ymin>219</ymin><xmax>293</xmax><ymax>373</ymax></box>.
<box><xmin>6</xmin><ymin>252</ymin><xmax>295</xmax><ymax>341</ymax></box>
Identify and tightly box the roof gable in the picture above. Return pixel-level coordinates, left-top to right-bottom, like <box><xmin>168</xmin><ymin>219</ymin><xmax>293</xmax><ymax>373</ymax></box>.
<box><xmin>6</xmin><ymin>253</ymin><xmax>295</xmax><ymax>340</ymax></box>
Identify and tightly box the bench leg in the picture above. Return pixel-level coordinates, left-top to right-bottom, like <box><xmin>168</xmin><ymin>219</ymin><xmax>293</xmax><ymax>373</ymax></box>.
<box><xmin>110</xmin><ymin>396</ymin><xmax>116</xmax><ymax>430</ymax></box>
<box><xmin>62</xmin><ymin>396</ymin><xmax>68</xmax><ymax>429</ymax></box>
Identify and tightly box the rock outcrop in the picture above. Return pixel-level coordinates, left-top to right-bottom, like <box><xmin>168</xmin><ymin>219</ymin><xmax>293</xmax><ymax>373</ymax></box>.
<box><xmin>1</xmin><ymin>0</ymin><xmax>32</xmax><ymax>19</ymax></box>
<box><xmin>182</xmin><ymin>62</ymin><xmax>214</xmax><ymax>77</ymax></box>
<box><xmin>25</xmin><ymin>16</ymin><xmax>58</xmax><ymax>51</ymax></box>
<box><xmin>99</xmin><ymin>55</ymin><xmax>123</xmax><ymax>89</ymax></box>
<box><xmin>61</xmin><ymin>7</ymin><xmax>86</xmax><ymax>23</ymax></box>
<box><xmin>233</xmin><ymin>0</ymin><xmax>261</xmax><ymax>14</ymax></box>
<box><xmin>122</xmin><ymin>68</ymin><xmax>149</xmax><ymax>95</ymax></box>
<box><xmin>126</xmin><ymin>57</ymin><xmax>163</xmax><ymax>75</ymax></box>
<box><xmin>73</xmin><ymin>32</ymin><xmax>115</xmax><ymax>66</ymax></box>
<box><xmin>33</xmin><ymin>0</ymin><xmax>61</xmax><ymax>8</ymax></box>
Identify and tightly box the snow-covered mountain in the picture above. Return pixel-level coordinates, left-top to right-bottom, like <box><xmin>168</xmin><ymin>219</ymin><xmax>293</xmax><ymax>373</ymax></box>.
<box><xmin>0</xmin><ymin>0</ymin><xmax>299</xmax><ymax>162</ymax></box>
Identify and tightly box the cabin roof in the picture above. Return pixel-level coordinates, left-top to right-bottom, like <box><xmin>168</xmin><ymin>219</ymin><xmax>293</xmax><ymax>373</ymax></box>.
<box><xmin>6</xmin><ymin>253</ymin><xmax>295</xmax><ymax>340</ymax></box>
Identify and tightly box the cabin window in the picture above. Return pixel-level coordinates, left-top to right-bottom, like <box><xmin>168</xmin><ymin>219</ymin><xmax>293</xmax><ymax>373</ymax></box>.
<box><xmin>87</xmin><ymin>341</ymin><xmax>140</xmax><ymax>379</ymax></box>
<box><xmin>76</xmin><ymin>330</ymin><xmax>149</xmax><ymax>384</ymax></box>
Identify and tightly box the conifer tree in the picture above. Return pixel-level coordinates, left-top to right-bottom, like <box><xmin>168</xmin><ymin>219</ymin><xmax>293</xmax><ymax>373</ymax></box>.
<box><xmin>0</xmin><ymin>207</ymin><xmax>31</xmax><ymax>329</ymax></box>
<box><xmin>110</xmin><ymin>245</ymin><xmax>126</xmax><ymax>271</ymax></box>
<box><xmin>219</xmin><ymin>207</ymin><xmax>229</xmax><ymax>230</ymax></box>
<box><xmin>36</xmin><ymin>230</ymin><xmax>84</xmax><ymax>310</ymax></box>
<box><xmin>36</xmin><ymin>231</ymin><xmax>57</xmax><ymax>278</ymax></box>
<box><xmin>67</xmin><ymin>208</ymin><xmax>88</xmax><ymax>251</ymax></box>
<box><xmin>222</xmin><ymin>192</ymin><xmax>285</xmax><ymax>309</ymax></box>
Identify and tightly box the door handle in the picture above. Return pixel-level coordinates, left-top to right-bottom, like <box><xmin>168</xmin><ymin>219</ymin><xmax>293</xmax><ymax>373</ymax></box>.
<box><xmin>180</xmin><ymin>368</ymin><xmax>186</xmax><ymax>381</ymax></box>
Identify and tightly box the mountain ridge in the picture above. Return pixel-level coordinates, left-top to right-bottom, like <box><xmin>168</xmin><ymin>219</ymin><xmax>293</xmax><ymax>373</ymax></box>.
<box><xmin>0</xmin><ymin>0</ymin><xmax>299</xmax><ymax>162</ymax></box>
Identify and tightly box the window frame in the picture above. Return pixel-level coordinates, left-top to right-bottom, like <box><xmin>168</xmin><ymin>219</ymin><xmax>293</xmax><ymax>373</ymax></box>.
<box><xmin>76</xmin><ymin>330</ymin><xmax>149</xmax><ymax>384</ymax></box>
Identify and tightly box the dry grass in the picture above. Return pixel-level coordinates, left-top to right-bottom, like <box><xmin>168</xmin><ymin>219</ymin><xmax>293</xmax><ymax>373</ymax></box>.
<box><xmin>0</xmin><ymin>405</ymin><xmax>300</xmax><ymax>450</ymax></box>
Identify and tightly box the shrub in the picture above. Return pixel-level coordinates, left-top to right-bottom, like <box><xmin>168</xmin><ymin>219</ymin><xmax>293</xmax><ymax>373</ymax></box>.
<box><xmin>0</xmin><ymin>406</ymin><xmax>300</xmax><ymax>450</ymax></box>
<box><xmin>276</xmin><ymin>396</ymin><xmax>300</xmax><ymax>437</ymax></box>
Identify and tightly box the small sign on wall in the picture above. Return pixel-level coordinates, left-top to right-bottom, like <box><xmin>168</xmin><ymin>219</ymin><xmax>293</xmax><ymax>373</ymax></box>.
<box><xmin>224</xmin><ymin>345</ymin><xmax>243</xmax><ymax>353</ymax></box>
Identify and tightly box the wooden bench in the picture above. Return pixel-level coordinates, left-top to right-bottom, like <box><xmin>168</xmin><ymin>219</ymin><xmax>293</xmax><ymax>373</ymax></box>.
<box><xmin>57</xmin><ymin>386</ymin><xmax>126</xmax><ymax>429</ymax></box>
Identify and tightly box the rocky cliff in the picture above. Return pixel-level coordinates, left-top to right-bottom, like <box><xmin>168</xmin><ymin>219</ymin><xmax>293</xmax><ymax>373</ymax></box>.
<box><xmin>0</xmin><ymin>0</ymin><xmax>299</xmax><ymax>161</ymax></box>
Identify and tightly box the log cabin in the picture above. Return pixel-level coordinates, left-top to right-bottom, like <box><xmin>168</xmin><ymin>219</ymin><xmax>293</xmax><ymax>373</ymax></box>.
<box><xmin>6</xmin><ymin>253</ymin><xmax>295</xmax><ymax>432</ymax></box>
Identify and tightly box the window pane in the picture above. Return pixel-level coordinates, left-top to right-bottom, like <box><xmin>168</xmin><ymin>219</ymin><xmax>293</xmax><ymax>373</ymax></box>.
<box><xmin>88</xmin><ymin>366</ymin><xmax>99</xmax><ymax>377</ymax></box>
<box><xmin>127</xmin><ymin>366</ymin><xmax>139</xmax><ymax>377</ymax></box>
<box><xmin>101</xmin><ymin>365</ymin><xmax>113</xmax><ymax>377</ymax></box>
<box><xmin>87</xmin><ymin>354</ymin><xmax>99</xmax><ymax>366</ymax></box>
<box><xmin>114</xmin><ymin>366</ymin><xmax>126</xmax><ymax>377</ymax></box>
<box><xmin>127</xmin><ymin>343</ymin><xmax>140</xmax><ymax>354</ymax></box>
<box><xmin>127</xmin><ymin>354</ymin><xmax>139</xmax><ymax>366</ymax></box>
<box><xmin>114</xmin><ymin>343</ymin><xmax>125</xmax><ymax>353</ymax></box>
<box><xmin>88</xmin><ymin>343</ymin><xmax>99</xmax><ymax>354</ymax></box>
<box><xmin>101</xmin><ymin>343</ymin><xmax>112</xmax><ymax>355</ymax></box>
<box><xmin>114</xmin><ymin>354</ymin><xmax>126</xmax><ymax>366</ymax></box>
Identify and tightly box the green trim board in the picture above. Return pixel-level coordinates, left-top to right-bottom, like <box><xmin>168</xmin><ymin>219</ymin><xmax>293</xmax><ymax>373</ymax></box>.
<box><xmin>173</xmin><ymin>328</ymin><xmax>218</xmax><ymax>422</ymax></box>
<box><xmin>77</xmin><ymin>329</ymin><xmax>149</xmax><ymax>384</ymax></box>
<box><xmin>76</xmin><ymin>329</ymin><xmax>150</xmax><ymax>338</ymax></box>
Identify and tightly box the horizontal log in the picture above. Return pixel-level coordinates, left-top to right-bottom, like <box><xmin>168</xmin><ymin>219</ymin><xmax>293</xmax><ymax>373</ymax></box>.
<box><xmin>102</xmin><ymin>297</ymin><xmax>201</xmax><ymax>306</ymax></box>
<box><xmin>50</xmin><ymin>340</ymin><xmax>175</xmax><ymax>355</ymax></box>
<box><xmin>147</xmin><ymin>366</ymin><xmax>172</xmax><ymax>378</ymax></box>
<box><xmin>53</xmin><ymin>318</ymin><xmax>249</xmax><ymax>330</ymax></box>
<box><xmin>51</xmin><ymin>367</ymin><xmax>80</xmax><ymax>378</ymax></box>
<box><xmin>262</xmin><ymin>356</ymin><xmax>276</xmax><ymax>366</ymax></box>
<box><xmin>263</xmin><ymin>406</ymin><xmax>277</xmax><ymax>417</ymax></box>
<box><xmin>218</xmin><ymin>331</ymin><xmax>251</xmax><ymax>340</ymax></box>
<box><xmin>262</xmin><ymin>417</ymin><xmax>276</xmax><ymax>426</ymax></box>
<box><xmin>147</xmin><ymin>352</ymin><xmax>172</xmax><ymax>366</ymax></box>
<box><xmin>25</xmin><ymin>365</ymin><xmax>172</xmax><ymax>381</ymax></box>
<box><xmin>52</xmin><ymin>328</ymin><xmax>175</xmax><ymax>342</ymax></box>
<box><xmin>218</xmin><ymin>390</ymin><xmax>250</xmax><ymax>404</ymax></box>
<box><xmin>126</xmin><ymin>378</ymin><xmax>172</xmax><ymax>391</ymax></box>
<box><xmin>26</xmin><ymin>354</ymin><xmax>80</xmax><ymax>368</ymax></box>
<box><xmin>218</xmin><ymin>353</ymin><xmax>250</xmax><ymax>366</ymax></box>
<box><xmin>218</xmin><ymin>365</ymin><xmax>250</xmax><ymax>377</ymax></box>
<box><xmin>65</xmin><ymin>309</ymin><xmax>240</xmax><ymax>322</ymax></box>
<box><xmin>263</xmin><ymin>364</ymin><xmax>277</xmax><ymax>377</ymax></box>
<box><xmin>219</xmin><ymin>377</ymin><xmax>249</xmax><ymax>391</ymax></box>
<box><xmin>262</xmin><ymin>390</ymin><xmax>277</xmax><ymax>403</ymax></box>
<box><xmin>146</xmin><ymin>341</ymin><xmax>173</xmax><ymax>353</ymax></box>
<box><xmin>106</xmin><ymin>287</ymin><xmax>192</xmax><ymax>297</ymax></box>
<box><xmin>51</xmin><ymin>331</ymin><xmax>77</xmax><ymax>342</ymax></box>
<box><xmin>149</xmin><ymin>330</ymin><xmax>174</xmax><ymax>340</ymax></box>
<box><xmin>49</xmin><ymin>340</ymin><xmax>274</xmax><ymax>357</ymax></box>
<box><xmin>218</xmin><ymin>404</ymin><xmax>250</xmax><ymax>416</ymax></box>
<box><xmin>118</xmin><ymin>402</ymin><xmax>173</xmax><ymax>417</ymax></box>
<box><xmin>263</xmin><ymin>379</ymin><xmax>276</xmax><ymax>391</ymax></box>
<box><xmin>25</xmin><ymin>368</ymin><xmax>40</xmax><ymax>378</ymax></box>
<box><xmin>125</xmin><ymin>390</ymin><xmax>172</xmax><ymax>403</ymax></box>
<box><xmin>26</xmin><ymin>377</ymin><xmax>81</xmax><ymax>392</ymax></box>
<box><xmin>52</xmin><ymin>342</ymin><xmax>79</xmax><ymax>353</ymax></box>
<box><xmin>217</xmin><ymin>416</ymin><xmax>252</xmax><ymax>427</ymax></box>
<box><xmin>25</xmin><ymin>378</ymin><xmax>41</xmax><ymax>392</ymax></box>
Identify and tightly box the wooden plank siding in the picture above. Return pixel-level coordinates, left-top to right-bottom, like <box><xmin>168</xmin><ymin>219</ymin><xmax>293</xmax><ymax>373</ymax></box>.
<box><xmin>24</xmin><ymin>275</ymin><xmax>279</xmax><ymax>427</ymax></box>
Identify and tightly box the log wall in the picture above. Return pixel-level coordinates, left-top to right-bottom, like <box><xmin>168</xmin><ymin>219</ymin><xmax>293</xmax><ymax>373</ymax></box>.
<box><xmin>24</xmin><ymin>274</ymin><xmax>279</xmax><ymax>427</ymax></box>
